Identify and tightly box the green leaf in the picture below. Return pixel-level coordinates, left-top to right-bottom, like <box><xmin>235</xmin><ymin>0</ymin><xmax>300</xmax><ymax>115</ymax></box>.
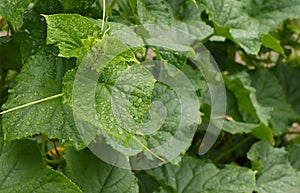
<box><xmin>137</xmin><ymin>0</ymin><xmax>213</xmax><ymax>41</ymax></box>
<box><xmin>67</xmin><ymin>36</ymin><xmax>200</xmax><ymax>164</ymax></box>
<box><xmin>274</xmin><ymin>63</ymin><xmax>300</xmax><ymax>115</ymax></box>
<box><xmin>286</xmin><ymin>144</ymin><xmax>300</xmax><ymax>171</ymax></box>
<box><xmin>261</xmin><ymin>34</ymin><xmax>286</xmax><ymax>57</ymax></box>
<box><xmin>33</xmin><ymin>0</ymin><xmax>63</xmax><ymax>14</ymax></box>
<box><xmin>64</xmin><ymin>148</ymin><xmax>139</xmax><ymax>193</ymax></box>
<box><xmin>251</xmin><ymin>123</ymin><xmax>273</xmax><ymax>144</ymax></box>
<box><xmin>136</xmin><ymin>172</ymin><xmax>159</xmax><ymax>193</ymax></box>
<box><xmin>247</xmin><ymin>141</ymin><xmax>300</xmax><ymax>193</ymax></box>
<box><xmin>147</xmin><ymin>156</ymin><xmax>256</xmax><ymax>193</ymax></box>
<box><xmin>159</xmin><ymin>48</ymin><xmax>187</xmax><ymax>70</ymax></box>
<box><xmin>20</xmin><ymin>10</ymin><xmax>47</xmax><ymax>63</ymax></box>
<box><xmin>62</xmin><ymin>36</ymin><xmax>156</xmax><ymax>156</ymax></box>
<box><xmin>222</xmin><ymin>121</ymin><xmax>258</xmax><ymax>134</ymax></box>
<box><xmin>95</xmin><ymin>62</ymin><xmax>155</xmax><ymax>154</ymax></box>
<box><xmin>2</xmin><ymin>48</ymin><xmax>85</xmax><ymax>149</ymax></box>
<box><xmin>0</xmin><ymin>34</ymin><xmax>23</xmax><ymax>71</ymax></box>
<box><xmin>0</xmin><ymin>139</ymin><xmax>82</xmax><ymax>193</ymax></box>
<box><xmin>60</xmin><ymin>0</ymin><xmax>96</xmax><ymax>10</ymax></box>
<box><xmin>250</xmin><ymin>69</ymin><xmax>298</xmax><ymax>135</ymax></box>
<box><xmin>43</xmin><ymin>14</ymin><xmax>102</xmax><ymax>59</ymax></box>
<box><xmin>0</xmin><ymin>0</ymin><xmax>31</xmax><ymax>29</ymax></box>
<box><xmin>222</xmin><ymin>121</ymin><xmax>272</xmax><ymax>142</ymax></box>
<box><xmin>201</xmin><ymin>0</ymin><xmax>300</xmax><ymax>54</ymax></box>
<box><xmin>224</xmin><ymin>71</ymin><xmax>272</xmax><ymax>124</ymax></box>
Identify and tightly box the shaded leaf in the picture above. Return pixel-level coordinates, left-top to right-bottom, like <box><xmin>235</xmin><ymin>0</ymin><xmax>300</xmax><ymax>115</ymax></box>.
<box><xmin>224</xmin><ymin>71</ymin><xmax>272</xmax><ymax>124</ymax></box>
<box><xmin>251</xmin><ymin>69</ymin><xmax>298</xmax><ymax>135</ymax></box>
<box><xmin>0</xmin><ymin>139</ymin><xmax>81</xmax><ymax>193</ymax></box>
<box><xmin>147</xmin><ymin>156</ymin><xmax>256</xmax><ymax>193</ymax></box>
<box><xmin>64</xmin><ymin>148</ymin><xmax>139</xmax><ymax>193</ymax></box>
<box><xmin>0</xmin><ymin>0</ymin><xmax>31</xmax><ymax>28</ymax></box>
<box><xmin>274</xmin><ymin>63</ymin><xmax>300</xmax><ymax>115</ymax></box>
<box><xmin>60</xmin><ymin>0</ymin><xmax>96</xmax><ymax>10</ymax></box>
<box><xmin>286</xmin><ymin>144</ymin><xmax>300</xmax><ymax>171</ymax></box>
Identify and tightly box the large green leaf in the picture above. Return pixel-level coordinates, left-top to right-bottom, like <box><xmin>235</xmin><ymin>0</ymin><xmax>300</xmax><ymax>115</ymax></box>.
<box><xmin>147</xmin><ymin>156</ymin><xmax>256</xmax><ymax>193</ymax></box>
<box><xmin>61</xmin><ymin>36</ymin><xmax>155</xmax><ymax>157</ymax></box>
<box><xmin>137</xmin><ymin>0</ymin><xmax>213</xmax><ymax>40</ymax></box>
<box><xmin>64</xmin><ymin>148</ymin><xmax>139</xmax><ymax>193</ymax></box>
<box><xmin>43</xmin><ymin>14</ymin><xmax>102</xmax><ymax>59</ymax></box>
<box><xmin>250</xmin><ymin>69</ymin><xmax>298</xmax><ymax>135</ymax></box>
<box><xmin>224</xmin><ymin>71</ymin><xmax>272</xmax><ymax>124</ymax></box>
<box><xmin>65</xmin><ymin>36</ymin><xmax>200</xmax><ymax>167</ymax></box>
<box><xmin>201</xmin><ymin>0</ymin><xmax>300</xmax><ymax>54</ymax></box>
<box><xmin>0</xmin><ymin>139</ymin><xmax>82</xmax><ymax>192</ymax></box>
<box><xmin>0</xmin><ymin>0</ymin><xmax>30</xmax><ymax>29</ymax></box>
<box><xmin>95</xmin><ymin>62</ymin><xmax>155</xmax><ymax>154</ymax></box>
<box><xmin>2</xmin><ymin>48</ymin><xmax>84</xmax><ymax>149</ymax></box>
<box><xmin>247</xmin><ymin>141</ymin><xmax>300</xmax><ymax>193</ymax></box>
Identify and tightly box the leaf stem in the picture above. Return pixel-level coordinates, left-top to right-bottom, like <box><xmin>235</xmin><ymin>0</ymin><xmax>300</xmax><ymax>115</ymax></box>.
<box><xmin>132</xmin><ymin>135</ymin><xmax>166</xmax><ymax>163</ymax></box>
<box><xmin>192</xmin><ymin>0</ymin><xmax>199</xmax><ymax>8</ymax></box>
<box><xmin>213</xmin><ymin>135</ymin><xmax>253</xmax><ymax>163</ymax></box>
<box><xmin>0</xmin><ymin>93</ymin><xmax>63</xmax><ymax>115</ymax></box>
<box><xmin>101</xmin><ymin>0</ymin><xmax>106</xmax><ymax>32</ymax></box>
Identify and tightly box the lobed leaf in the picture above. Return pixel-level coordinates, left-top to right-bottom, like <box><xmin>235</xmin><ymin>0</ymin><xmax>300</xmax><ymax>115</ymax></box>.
<box><xmin>64</xmin><ymin>148</ymin><xmax>139</xmax><ymax>193</ymax></box>
<box><xmin>250</xmin><ymin>69</ymin><xmax>299</xmax><ymax>135</ymax></box>
<box><xmin>274</xmin><ymin>63</ymin><xmax>300</xmax><ymax>115</ymax></box>
<box><xmin>147</xmin><ymin>156</ymin><xmax>256</xmax><ymax>193</ymax></box>
<box><xmin>2</xmin><ymin>48</ymin><xmax>85</xmax><ymax>149</ymax></box>
<box><xmin>43</xmin><ymin>14</ymin><xmax>102</xmax><ymax>59</ymax></box>
<box><xmin>137</xmin><ymin>0</ymin><xmax>213</xmax><ymax>41</ymax></box>
<box><xmin>201</xmin><ymin>0</ymin><xmax>300</xmax><ymax>54</ymax></box>
<box><xmin>224</xmin><ymin>71</ymin><xmax>272</xmax><ymax>124</ymax></box>
<box><xmin>247</xmin><ymin>141</ymin><xmax>300</xmax><ymax>193</ymax></box>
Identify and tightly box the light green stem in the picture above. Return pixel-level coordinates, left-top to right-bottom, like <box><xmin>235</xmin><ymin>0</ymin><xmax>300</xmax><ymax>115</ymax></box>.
<box><xmin>101</xmin><ymin>0</ymin><xmax>106</xmax><ymax>32</ymax></box>
<box><xmin>132</xmin><ymin>135</ymin><xmax>166</xmax><ymax>163</ymax></box>
<box><xmin>0</xmin><ymin>93</ymin><xmax>63</xmax><ymax>115</ymax></box>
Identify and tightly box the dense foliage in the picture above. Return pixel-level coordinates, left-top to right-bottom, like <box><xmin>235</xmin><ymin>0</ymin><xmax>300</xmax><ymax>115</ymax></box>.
<box><xmin>1</xmin><ymin>0</ymin><xmax>300</xmax><ymax>192</ymax></box>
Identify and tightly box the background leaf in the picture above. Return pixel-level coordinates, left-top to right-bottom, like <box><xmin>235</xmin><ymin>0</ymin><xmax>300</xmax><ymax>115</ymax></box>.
<box><xmin>137</xmin><ymin>0</ymin><xmax>213</xmax><ymax>40</ymax></box>
<box><xmin>64</xmin><ymin>148</ymin><xmax>139</xmax><ymax>193</ymax></box>
<box><xmin>247</xmin><ymin>141</ymin><xmax>300</xmax><ymax>193</ymax></box>
<box><xmin>224</xmin><ymin>71</ymin><xmax>272</xmax><ymax>124</ymax></box>
<box><xmin>250</xmin><ymin>69</ymin><xmax>299</xmax><ymax>135</ymax></box>
<box><xmin>274</xmin><ymin>63</ymin><xmax>300</xmax><ymax>115</ymax></box>
<box><xmin>147</xmin><ymin>156</ymin><xmax>256</xmax><ymax>193</ymax></box>
<box><xmin>0</xmin><ymin>0</ymin><xmax>31</xmax><ymax>29</ymax></box>
<box><xmin>201</xmin><ymin>0</ymin><xmax>300</xmax><ymax>54</ymax></box>
<box><xmin>0</xmin><ymin>139</ymin><xmax>82</xmax><ymax>193</ymax></box>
